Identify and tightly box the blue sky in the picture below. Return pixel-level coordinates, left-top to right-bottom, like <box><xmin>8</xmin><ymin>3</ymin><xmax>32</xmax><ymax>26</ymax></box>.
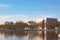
<box><xmin>0</xmin><ymin>0</ymin><xmax>60</xmax><ymax>24</ymax></box>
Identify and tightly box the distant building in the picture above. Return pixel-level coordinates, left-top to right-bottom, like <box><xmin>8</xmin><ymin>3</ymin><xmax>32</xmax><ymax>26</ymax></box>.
<box><xmin>46</xmin><ymin>18</ymin><xmax>57</xmax><ymax>29</ymax></box>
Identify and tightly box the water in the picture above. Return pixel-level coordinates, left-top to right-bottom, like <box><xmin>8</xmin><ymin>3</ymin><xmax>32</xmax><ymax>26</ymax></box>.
<box><xmin>0</xmin><ymin>31</ymin><xmax>59</xmax><ymax>40</ymax></box>
<box><xmin>0</xmin><ymin>31</ymin><xmax>43</xmax><ymax>40</ymax></box>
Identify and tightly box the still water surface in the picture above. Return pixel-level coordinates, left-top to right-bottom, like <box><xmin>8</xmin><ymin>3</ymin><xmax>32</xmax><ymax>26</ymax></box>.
<box><xmin>0</xmin><ymin>31</ymin><xmax>59</xmax><ymax>40</ymax></box>
<box><xmin>0</xmin><ymin>31</ymin><xmax>43</xmax><ymax>40</ymax></box>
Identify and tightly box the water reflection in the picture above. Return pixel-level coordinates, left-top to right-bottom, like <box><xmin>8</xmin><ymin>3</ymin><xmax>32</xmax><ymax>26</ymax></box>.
<box><xmin>27</xmin><ymin>31</ymin><xmax>43</xmax><ymax>40</ymax></box>
<box><xmin>0</xmin><ymin>31</ymin><xmax>43</xmax><ymax>40</ymax></box>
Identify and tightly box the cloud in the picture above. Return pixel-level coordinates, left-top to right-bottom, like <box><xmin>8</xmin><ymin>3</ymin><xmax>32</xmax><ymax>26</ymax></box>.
<box><xmin>0</xmin><ymin>14</ymin><xmax>58</xmax><ymax>24</ymax></box>
<box><xmin>0</xmin><ymin>4</ymin><xmax>11</xmax><ymax>8</ymax></box>
<box><xmin>25</xmin><ymin>14</ymin><xmax>57</xmax><ymax>23</ymax></box>
<box><xmin>0</xmin><ymin>15</ymin><xmax>29</xmax><ymax>24</ymax></box>
<box><xmin>0</xmin><ymin>15</ymin><xmax>45</xmax><ymax>24</ymax></box>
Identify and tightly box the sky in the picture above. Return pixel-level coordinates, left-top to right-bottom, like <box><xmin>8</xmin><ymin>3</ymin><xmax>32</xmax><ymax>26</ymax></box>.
<box><xmin>0</xmin><ymin>0</ymin><xmax>60</xmax><ymax>24</ymax></box>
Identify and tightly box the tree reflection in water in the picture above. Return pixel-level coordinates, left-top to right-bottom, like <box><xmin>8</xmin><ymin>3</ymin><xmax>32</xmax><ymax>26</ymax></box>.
<box><xmin>27</xmin><ymin>31</ymin><xmax>43</xmax><ymax>40</ymax></box>
<box><xmin>0</xmin><ymin>31</ymin><xmax>43</xmax><ymax>40</ymax></box>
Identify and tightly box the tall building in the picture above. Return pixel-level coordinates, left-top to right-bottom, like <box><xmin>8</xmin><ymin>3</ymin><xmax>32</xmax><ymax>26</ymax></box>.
<box><xmin>46</xmin><ymin>18</ymin><xmax>57</xmax><ymax>29</ymax></box>
<box><xmin>46</xmin><ymin>18</ymin><xmax>57</xmax><ymax>40</ymax></box>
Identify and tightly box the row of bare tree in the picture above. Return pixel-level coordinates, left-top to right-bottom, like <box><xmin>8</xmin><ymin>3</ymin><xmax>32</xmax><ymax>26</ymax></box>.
<box><xmin>0</xmin><ymin>20</ymin><xmax>60</xmax><ymax>29</ymax></box>
<box><xmin>0</xmin><ymin>21</ymin><xmax>40</xmax><ymax>29</ymax></box>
